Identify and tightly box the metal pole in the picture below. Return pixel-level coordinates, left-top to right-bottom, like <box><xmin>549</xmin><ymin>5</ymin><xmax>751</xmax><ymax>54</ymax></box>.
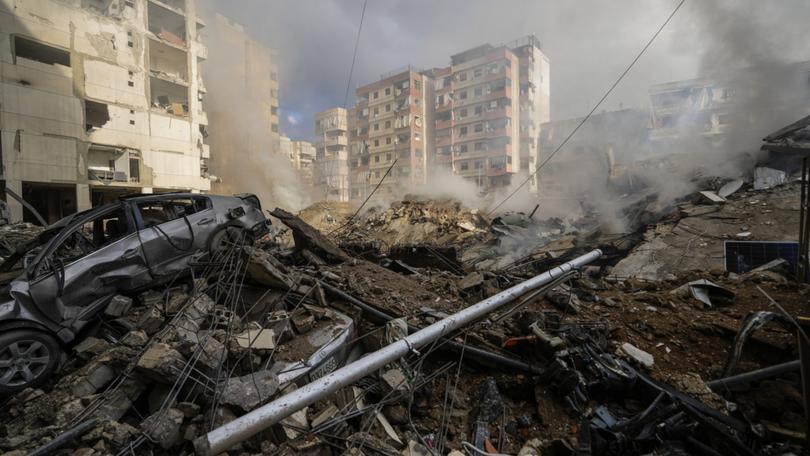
<box><xmin>195</xmin><ymin>249</ymin><xmax>602</xmax><ymax>455</ymax></box>
<box><xmin>707</xmin><ymin>360</ymin><xmax>800</xmax><ymax>390</ymax></box>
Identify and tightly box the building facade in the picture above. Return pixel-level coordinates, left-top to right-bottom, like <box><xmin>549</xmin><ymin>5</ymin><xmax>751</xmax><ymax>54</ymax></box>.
<box><xmin>350</xmin><ymin>67</ymin><xmax>433</xmax><ymax>201</ymax></box>
<box><xmin>206</xmin><ymin>13</ymin><xmax>279</xmax><ymax>196</ymax></box>
<box><xmin>313</xmin><ymin>107</ymin><xmax>349</xmax><ymax>202</ymax></box>
<box><xmin>0</xmin><ymin>0</ymin><xmax>210</xmax><ymax>223</ymax></box>
<box><xmin>282</xmin><ymin>136</ymin><xmax>315</xmax><ymax>185</ymax></box>
<box><xmin>432</xmin><ymin>36</ymin><xmax>549</xmax><ymax>192</ymax></box>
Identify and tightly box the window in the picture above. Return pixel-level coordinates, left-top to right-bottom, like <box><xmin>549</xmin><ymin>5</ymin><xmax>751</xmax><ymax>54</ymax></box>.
<box><xmin>414</xmin><ymin>132</ymin><xmax>421</xmax><ymax>141</ymax></box>
<box><xmin>475</xmin><ymin>87</ymin><xmax>483</xmax><ymax>97</ymax></box>
<box><xmin>386</xmin><ymin>153</ymin><xmax>392</xmax><ymax>161</ymax></box>
<box><xmin>14</xmin><ymin>36</ymin><xmax>70</xmax><ymax>66</ymax></box>
<box><xmin>374</xmin><ymin>155</ymin><xmax>380</xmax><ymax>163</ymax></box>
<box><xmin>374</xmin><ymin>139</ymin><xmax>380</xmax><ymax>147</ymax></box>
<box><xmin>474</xmin><ymin>68</ymin><xmax>482</xmax><ymax>78</ymax></box>
<box><xmin>459</xmin><ymin>72</ymin><xmax>467</xmax><ymax>82</ymax></box>
<box><xmin>385</xmin><ymin>120</ymin><xmax>391</xmax><ymax>128</ymax></box>
<box><xmin>403</xmin><ymin>80</ymin><xmax>410</xmax><ymax>89</ymax></box>
<box><xmin>475</xmin><ymin>123</ymin><xmax>483</xmax><ymax>133</ymax></box>
<box><xmin>374</xmin><ymin>123</ymin><xmax>379</xmax><ymax>131</ymax></box>
<box><xmin>271</xmin><ymin>106</ymin><xmax>278</xmax><ymax>115</ymax></box>
<box><xmin>374</xmin><ymin>107</ymin><xmax>379</xmax><ymax>115</ymax></box>
<box><xmin>460</xmin><ymin>162</ymin><xmax>469</xmax><ymax>170</ymax></box>
<box><xmin>373</xmin><ymin>91</ymin><xmax>379</xmax><ymax>99</ymax></box>
<box><xmin>459</xmin><ymin>91</ymin><xmax>468</xmax><ymax>100</ymax></box>
<box><xmin>385</xmin><ymin>87</ymin><xmax>391</xmax><ymax>95</ymax></box>
<box><xmin>385</xmin><ymin>104</ymin><xmax>391</xmax><ymax>112</ymax></box>
<box><xmin>131</xmin><ymin>198</ymin><xmax>207</xmax><ymax>237</ymax></box>
<box><xmin>437</xmin><ymin>94</ymin><xmax>445</xmax><ymax>106</ymax></box>
<box><xmin>459</xmin><ymin>108</ymin><xmax>468</xmax><ymax>118</ymax></box>
<box><xmin>52</xmin><ymin>206</ymin><xmax>131</xmax><ymax>264</ymax></box>
<box><xmin>459</xmin><ymin>144</ymin><xmax>468</xmax><ymax>153</ymax></box>
<box><xmin>475</xmin><ymin>160</ymin><xmax>483</xmax><ymax>169</ymax></box>
<box><xmin>475</xmin><ymin>142</ymin><xmax>485</xmax><ymax>151</ymax></box>
<box><xmin>460</xmin><ymin>126</ymin><xmax>468</xmax><ymax>135</ymax></box>
<box><xmin>475</xmin><ymin>105</ymin><xmax>483</xmax><ymax>115</ymax></box>
<box><xmin>386</xmin><ymin>137</ymin><xmax>391</xmax><ymax>145</ymax></box>
<box><xmin>414</xmin><ymin>80</ymin><xmax>421</xmax><ymax>89</ymax></box>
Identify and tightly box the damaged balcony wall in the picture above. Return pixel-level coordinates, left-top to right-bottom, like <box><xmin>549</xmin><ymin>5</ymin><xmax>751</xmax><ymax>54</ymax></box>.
<box><xmin>0</xmin><ymin>0</ymin><xmax>209</xmax><ymax>220</ymax></box>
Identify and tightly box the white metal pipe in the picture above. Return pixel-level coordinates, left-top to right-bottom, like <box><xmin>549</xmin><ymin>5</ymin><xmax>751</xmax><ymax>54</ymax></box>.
<box><xmin>195</xmin><ymin>249</ymin><xmax>602</xmax><ymax>455</ymax></box>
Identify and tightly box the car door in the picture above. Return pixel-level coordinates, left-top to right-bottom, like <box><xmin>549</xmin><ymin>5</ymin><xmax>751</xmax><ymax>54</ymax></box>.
<box><xmin>27</xmin><ymin>203</ymin><xmax>150</xmax><ymax>332</ymax></box>
<box><xmin>133</xmin><ymin>195</ymin><xmax>219</xmax><ymax>278</ymax></box>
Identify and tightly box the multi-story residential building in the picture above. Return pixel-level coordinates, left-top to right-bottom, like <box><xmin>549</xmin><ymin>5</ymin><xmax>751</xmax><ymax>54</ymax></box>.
<box><xmin>432</xmin><ymin>36</ymin><xmax>549</xmax><ymax>191</ymax></box>
<box><xmin>206</xmin><ymin>13</ymin><xmax>279</xmax><ymax>196</ymax></box>
<box><xmin>0</xmin><ymin>0</ymin><xmax>210</xmax><ymax>223</ymax></box>
<box><xmin>647</xmin><ymin>61</ymin><xmax>810</xmax><ymax>154</ymax></box>
<box><xmin>314</xmin><ymin>107</ymin><xmax>349</xmax><ymax>201</ymax></box>
<box><xmin>350</xmin><ymin>67</ymin><xmax>433</xmax><ymax>201</ymax></box>
<box><xmin>290</xmin><ymin>138</ymin><xmax>315</xmax><ymax>185</ymax></box>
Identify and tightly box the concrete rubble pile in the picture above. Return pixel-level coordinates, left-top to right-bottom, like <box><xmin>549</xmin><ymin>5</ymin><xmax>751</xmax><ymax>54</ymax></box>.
<box><xmin>0</xmin><ymin>176</ymin><xmax>808</xmax><ymax>456</ymax></box>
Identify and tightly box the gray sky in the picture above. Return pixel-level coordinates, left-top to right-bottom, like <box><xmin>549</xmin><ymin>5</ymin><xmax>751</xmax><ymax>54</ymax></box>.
<box><xmin>205</xmin><ymin>0</ymin><xmax>810</xmax><ymax>141</ymax></box>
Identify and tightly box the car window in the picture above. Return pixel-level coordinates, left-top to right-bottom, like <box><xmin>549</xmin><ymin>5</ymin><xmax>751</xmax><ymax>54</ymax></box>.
<box><xmin>52</xmin><ymin>206</ymin><xmax>131</xmax><ymax>264</ymax></box>
<box><xmin>136</xmin><ymin>197</ymin><xmax>211</xmax><ymax>227</ymax></box>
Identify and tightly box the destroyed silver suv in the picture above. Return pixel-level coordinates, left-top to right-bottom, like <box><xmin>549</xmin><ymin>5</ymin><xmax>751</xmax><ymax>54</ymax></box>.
<box><xmin>0</xmin><ymin>193</ymin><xmax>268</xmax><ymax>394</ymax></box>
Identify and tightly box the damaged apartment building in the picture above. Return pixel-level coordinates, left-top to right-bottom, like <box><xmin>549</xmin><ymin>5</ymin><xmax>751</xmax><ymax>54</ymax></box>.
<box><xmin>314</xmin><ymin>107</ymin><xmax>350</xmax><ymax>202</ymax></box>
<box><xmin>433</xmin><ymin>35</ymin><xmax>549</xmax><ymax>191</ymax></box>
<box><xmin>338</xmin><ymin>35</ymin><xmax>549</xmax><ymax>202</ymax></box>
<box><xmin>0</xmin><ymin>0</ymin><xmax>211</xmax><ymax>223</ymax></box>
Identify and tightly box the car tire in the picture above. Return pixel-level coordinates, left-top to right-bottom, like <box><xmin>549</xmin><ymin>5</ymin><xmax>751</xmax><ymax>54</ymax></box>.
<box><xmin>208</xmin><ymin>226</ymin><xmax>249</xmax><ymax>257</ymax></box>
<box><xmin>0</xmin><ymin>329</ymin><xmax>61</xmax><ymax>396</ymax></box>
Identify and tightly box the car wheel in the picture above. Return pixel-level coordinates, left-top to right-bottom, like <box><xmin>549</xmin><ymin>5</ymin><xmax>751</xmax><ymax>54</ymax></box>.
<box><xmin>208</xmin><ymin>226</ymin><xmax>249</xmax><ymax>257</ymax></box>
<box><xmin>0</xmin><ymin>329</ymin><xmax>61</xmax><ymax>395</ymax></box>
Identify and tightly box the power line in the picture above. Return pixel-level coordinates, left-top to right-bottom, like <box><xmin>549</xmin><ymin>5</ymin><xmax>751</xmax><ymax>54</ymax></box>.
<box><xmin>487</xmin><ymin>0</ymin><xmax>687</xmax><ymax>215</ymax></box>
<box><xmin>328</xmin><ymin>157</ymin><xmax>398</xmax><ymax>236</ymax></box>
<box><xmin>343</xmin><ymin>0</ymin><xmax>368</xmax><ymax>108</ymax></box>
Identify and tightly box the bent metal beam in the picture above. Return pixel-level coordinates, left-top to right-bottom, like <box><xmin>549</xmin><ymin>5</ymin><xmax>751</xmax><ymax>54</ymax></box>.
<box><xmin>195</xmin><ymin>249</ymin><xmax>603</xmax><ymax>455</ymax></box>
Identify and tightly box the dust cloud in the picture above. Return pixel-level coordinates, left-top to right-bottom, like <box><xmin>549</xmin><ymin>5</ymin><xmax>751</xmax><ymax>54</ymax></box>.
<box><xmin>201</xmin><ymin>13</ymin><xmax>317</xmax><ymax>212</ymax></box>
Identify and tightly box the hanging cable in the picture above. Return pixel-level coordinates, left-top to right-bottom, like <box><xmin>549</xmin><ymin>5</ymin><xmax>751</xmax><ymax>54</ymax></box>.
<box><xmin>487</xmin><ymin>0</ymin><xmax>687</xmax><ymax>215</ymax></box>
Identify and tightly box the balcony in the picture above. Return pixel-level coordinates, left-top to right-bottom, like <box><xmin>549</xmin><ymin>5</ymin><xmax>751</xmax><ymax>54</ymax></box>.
<box><xmin>487</xmin><ymin>164</ymin><xmax>513</xmax><ymax>176</ymax></box>
<box><xmin>436</xmin><ymin>119</ymin><xmax>453</xmax><ymax>130</ymax></box>
<box><xmin>484</xmin><ymin>107</ymin><xmax>511</xmax><ymax>120</ymax></box>
<box><xmin>436</xmin><ymin>103</ymin><xmax>452</xmax><ymax>113</ymax></box>
<box><xmin>434</xmin><ymin>154</ymin><xmax>452</xmax><ymax>164</ymax></box>
<box><xmin>192</xmin><ymin>40</ymin><xmax>207</xmax><ymax>60</ymax></box>
<box><xmin>484</xmin><ymin>88</ymin><xmax>508</xmax><ymax>101</ymax></box>
<box><xmin>322</xmin><ymin>135</ymin><xmax>348</xmax><ymax>147</ymax></box>
<box><xmin>436</xmin><ymin>136</ymin><xmax>452</xmax><ymax>147</ymax></box>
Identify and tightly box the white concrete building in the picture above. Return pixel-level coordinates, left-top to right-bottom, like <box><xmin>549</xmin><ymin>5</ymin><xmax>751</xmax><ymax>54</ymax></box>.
<box><xmin>0</xmin><ymin>0</ymin><xmax>210</xmax><ymax>223</ymax></box>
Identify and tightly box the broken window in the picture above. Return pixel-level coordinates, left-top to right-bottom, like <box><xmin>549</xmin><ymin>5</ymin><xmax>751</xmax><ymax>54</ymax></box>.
<box><xmin>150</xmin><ymin>77</ymin><xmax>189</xmax><ymax>116</ymax></box>
<box><xmin>136</xmin><ymin>197</ymin><xmax>211</xmax><ymax>227</ymax></box>
<box><xmin>85</xmin><ymin>100</ymin><xmax>110</xmax><ymax>131</ymax></box>
<box><xmin>148</xmin><ymin>2</ymin><xmax>186</xmax><ymax>46</ymax></box>
<box><xmin>54</xmin><ymin>206</ymin><xmax>132</xmax><ymax>264</ymax></box>
<box><xmin>129</xmin><ymin>157</ymin><xmax>140</xmax><ymax>182</ymax></box>
<box><xmin>149</xmin><ymin>39</ymin><xmax>189</xmax><ymax>83</ymax></box>
<box><xmin>14</xmin><ymin>36</ymin><xmax>70</xmax><ymax>67</ymax></box>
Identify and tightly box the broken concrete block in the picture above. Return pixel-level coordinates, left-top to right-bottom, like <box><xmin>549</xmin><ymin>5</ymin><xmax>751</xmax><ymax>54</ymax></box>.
<box><xmin>381</xmin><ymin>368</ymin><xmax>408</xmax><ymax>393</ymax></box>
<box><xmin>94</xmin><ymin>378</ymin><xmax>145</xmax><ymax>422</ymax></box>
<box><xmin>279</xmin><ymin>406</ymin><xmax>309</xmax><ymax>440</ymax></box>
<box><xmin>311</xmin><ymin>403</ymin><xmax>339</xmax><ymax>429</ymax></box>
<box><xmin>120</xmin><ymin>330</ymin><xmax>148</xmax><ymax>348</ymax></box>
<box><xmin>71</xmin><ymin>364</ymin><xmax>116</xmax><ymax>397</ymax></box>
<box><xmin>136</xmin><ymin>343</ymin><xmax>187</xmax><ymax>383</ymax></box>
<box><xmin>137</xmin><ymin>306</ymin><xmax>164</xmax><ymax>335</ymax></box>
<box><xmin>104</xmin><ymin>295</ymin><xmax>133</xmax><ymax>317</ymax></box>
<box><xmin>270</xmin><ymin>208</ymin><xmax>349</xmax><ymax>263</ymax></box>
<box><xmin>246</xmin><ymin>247</ymin><xmax>297</xmax><ymax>290</ymax></box>
<box><xmin>458</xmin><ymin>271</ymin><xmax>484</xmax><ymax>290</ymax></box>
<box><xmin>620</xmin><ymin>342</ymin><xmax>654</xmax><ymax>369</ymax></box>
<box><xmin>234</xmin><ymin>323</ymin><xmax>276</xmax><ymax>350</ymax></box>
<box><xmin>140</xmin><ymin>408</ymin><xmax>184</xmax><ymax>449</ymax></box>
<box><xmin>220</xmin><ymin>370</ymin><xmax>280</xmax><ymax>411</ymax></box>
<box><xmin>73</xmin><ymin>337</ymin><xmax>111</xmax><ymax>360</ymax></box>
<box><xmin>290</xmin><ymin>310</ymin><xmax>315</xmax><ymax>334</ymax></box>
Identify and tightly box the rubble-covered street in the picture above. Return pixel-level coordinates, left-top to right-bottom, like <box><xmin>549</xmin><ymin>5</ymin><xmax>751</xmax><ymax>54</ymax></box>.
<box><xmin>1</xmin><ymin>159</ymin><xmax>808</xmax><ymax>456</ymax></box>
